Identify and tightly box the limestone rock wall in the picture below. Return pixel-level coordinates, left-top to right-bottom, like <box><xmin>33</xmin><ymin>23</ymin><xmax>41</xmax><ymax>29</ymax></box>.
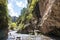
<box><xmin>39</xmin><ymin>0</ymin><xmax>60</xmax><ymax>35</ymax></box>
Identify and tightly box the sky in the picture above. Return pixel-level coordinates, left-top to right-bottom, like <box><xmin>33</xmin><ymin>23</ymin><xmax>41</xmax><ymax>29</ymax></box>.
<box><xmin>8</xmin><ymin>0</ymin><xmax>28</xmax><ymax>17</ymax></box>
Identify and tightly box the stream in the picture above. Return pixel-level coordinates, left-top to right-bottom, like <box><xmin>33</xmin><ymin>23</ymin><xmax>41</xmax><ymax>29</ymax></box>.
<box><xmin>7</xmin><ymin>30</ymin><xmax>56</xmax><ymax>40</ymax></box>
<box><xmin>7</xmin><ymin>30</ymin><xmax>41</xmax><ymax>40</ymax></box>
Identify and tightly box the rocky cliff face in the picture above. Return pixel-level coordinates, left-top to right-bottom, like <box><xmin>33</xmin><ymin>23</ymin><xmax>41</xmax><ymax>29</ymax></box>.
<box><xmin>18</xmin><ymin>0</ymin><xmax>60</xmax><ymax>36</ymax></box>
<box><xmin>39</xmin><ymin>0</ymin><xmax>60</xmax><ymax>36</ymax></box>
<box><xmin>0</xmin><ymin>0</ymin><xmax>8</xmax><ymax>40</ymax></box>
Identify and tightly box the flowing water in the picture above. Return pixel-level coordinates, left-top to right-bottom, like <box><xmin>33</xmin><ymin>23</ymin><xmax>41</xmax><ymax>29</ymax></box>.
<box><xmin>7</xmin><ymin>30</ymin><xmax>56</xmax><ymax>40</ymax></box>
<box><xmin>7</xmin><ymin>30</ymin><xmax>41</xmax><ymax>40</ymax></box>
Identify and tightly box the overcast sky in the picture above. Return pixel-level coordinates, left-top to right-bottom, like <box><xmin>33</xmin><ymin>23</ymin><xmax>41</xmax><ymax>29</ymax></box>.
<box><xmin>8</xmin><ymin>0</ymin><xmax>27</xmax><ymax>17</ymax></box>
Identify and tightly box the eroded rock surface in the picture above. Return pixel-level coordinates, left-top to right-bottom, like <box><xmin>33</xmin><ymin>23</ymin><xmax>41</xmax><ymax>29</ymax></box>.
<box><xmin>39</xmin><ymin>0</ymin><xmax>60</xmax><ymax>36</ymax></box>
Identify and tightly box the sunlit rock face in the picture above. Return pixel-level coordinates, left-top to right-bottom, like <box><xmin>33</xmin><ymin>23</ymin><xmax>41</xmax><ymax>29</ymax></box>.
<box><xmin>39</xmin><ymin>0</ymin><xmax>60</xmax><ymax>36</ymax></box>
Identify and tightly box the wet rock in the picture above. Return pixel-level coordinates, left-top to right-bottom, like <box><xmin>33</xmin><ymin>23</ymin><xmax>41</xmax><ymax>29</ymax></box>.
<box><xmin>0</xmin><ymin>30</ymin><xmax>8</xmax><ymax>40</ymax></box>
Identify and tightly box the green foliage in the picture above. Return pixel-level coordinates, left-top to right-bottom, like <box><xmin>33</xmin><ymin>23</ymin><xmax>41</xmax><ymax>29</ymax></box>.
<box><xmin>31</xmin><ymin>0</ymin><xmax>38</xmax><ymax>5</ymax></box>
<box><xmin>17</xmin><ymin>8</ymin><xmax>27</xmax><ymax>25</ymax></box>
<box><xmin>0</xmin><ymin>0</ymin><xmax>8</xmax><ymax>30</ymax></box>
<box><xmin>16</xmin><ymin>0</ymin><xmax>39</xmax><ymax>30</ymax></box>
<box><xmin>21</xmin><ymin>8</ymin><xmax>27</xmax><ymax>15</ymax></box>
<box><xmin>21</xmin><ymin>14</ymin><xmax>26</xmax><ymax>22</ymax></box>
<box><xmin>18</xmin><ymin>23</ymin><xmax>24</xmax><ymax>30</ymax></box>
<box><xmin>9</xmin><ymin>22</ymin><xmax>17</xmax><ymax>30</ymax></box>
<box><xmin>26</xmin><ymin>13</ymin><xmax>33</xmax><ymax>20</ymax></box>
<box><xmin>0</xmin><ymin>0</ymin><xmax>10</xmax><ymax>40</ymax></box>
<box><xmin>11</xmin><ymin>23</ymin><xmax>16</xmax><ymax>28</ymax></box>
<box><xmin>29</xmin><ymin>0</ymin><xmax>38</xmax><ymax>12</ymax></box>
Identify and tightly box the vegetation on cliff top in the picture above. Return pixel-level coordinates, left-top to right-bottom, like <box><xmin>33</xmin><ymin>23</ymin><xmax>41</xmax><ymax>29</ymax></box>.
<box><xmin>16</xmin><ymin>0</ymin><xmax>39</xmax><ymax>31</ymax></box>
